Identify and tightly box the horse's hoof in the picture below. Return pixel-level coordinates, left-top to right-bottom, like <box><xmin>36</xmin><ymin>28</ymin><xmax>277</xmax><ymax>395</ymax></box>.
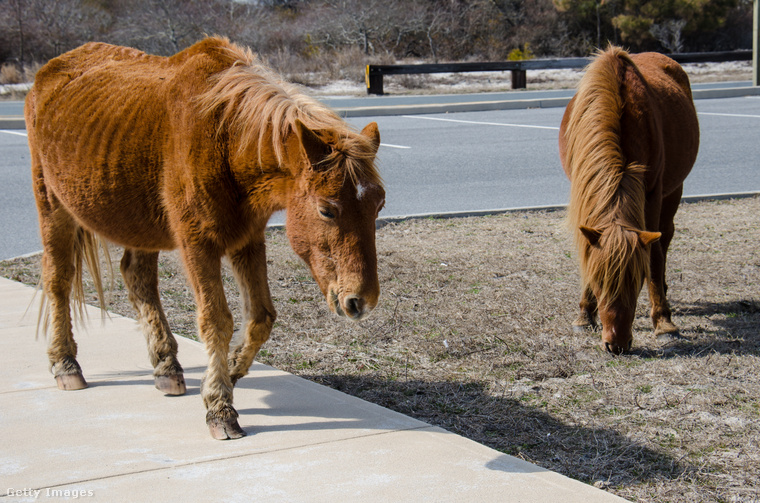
<box><xmin>572</xmin><ymin>324</ymin><xmax>590</xmax><ymax>334</ymax></box>
<box><xmin>55</xmin><ymin>372</ymin><xmax>88</xmax><ymax>390</ymax></box>
<box><xmin>207</xmin><ymin>418</ymin><xmax>247</xmax><ymax>440</ymax></box>
<box><xmin>572</xmin><ymin>321</ymin><xmax>596</xmax><ymax>334</ymax></box>
<box><xmin>656</xmin><ymin>330</ymin><xmax>683</xmax><ymax>343</ymax></box>
<box><xmin>655</xmin><ymin>321</ymin><xmax>680</xmax><ymax>342</ymax></box>
<box><xmin>155</xmin><ymin>374</ymin><xmax>186</xmax><ymax>395</ymax></box>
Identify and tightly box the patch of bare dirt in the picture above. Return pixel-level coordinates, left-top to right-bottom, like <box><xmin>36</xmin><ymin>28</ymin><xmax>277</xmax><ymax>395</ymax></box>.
<box><xmin>2</xmin><ymin>196</ymin><xmax>759</xmax><ymax>502</ymax></box>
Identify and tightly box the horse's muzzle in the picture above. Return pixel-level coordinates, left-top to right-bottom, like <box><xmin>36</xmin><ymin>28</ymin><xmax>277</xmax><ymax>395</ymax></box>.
<box><xmin>602</xmin><ymin>325</ymin><xmax>633</xmax><ymax>354</ymax></box>
<box><xmin>329</xmin><ymin>290</ymin><xmax>373</xmax><ymax>321</ymax></box>
<box><xmin>603</xmin><ymin>339</ymin><xmax>632</xmax><ymax>355</ymax></box>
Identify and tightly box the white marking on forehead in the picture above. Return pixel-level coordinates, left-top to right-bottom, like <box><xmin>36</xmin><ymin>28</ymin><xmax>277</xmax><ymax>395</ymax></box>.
<box><xmin>355</xmin><ymin>181</ymin><xmax>382</xmax><ymax>203</ymax></box>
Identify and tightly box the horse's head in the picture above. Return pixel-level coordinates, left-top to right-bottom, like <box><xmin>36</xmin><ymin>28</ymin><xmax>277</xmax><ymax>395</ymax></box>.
<box><xmin>285</xmin><ymin>120</ymin><xmax>384</xmax><ymax>321</ymax></box>
<box><xmin>579</xmin><ymin>224</ymin><xmax>660</xmax><ymax>354</ymax></box>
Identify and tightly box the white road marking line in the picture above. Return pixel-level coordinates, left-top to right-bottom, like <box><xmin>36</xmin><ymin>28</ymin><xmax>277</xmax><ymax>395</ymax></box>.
<box><xmin>381</xmin><ymin>142</ymin><xmax>411</xmax><ymax>149</ymax></box>
<box><xmin>402</xmin><ymin>115</ymin><xmax>560</xmax><ymax>130</ymax></box>
<box><xmin>698</xmin><ymin>112</ymin><xmax>760</xmax><ymax>119</ymax></box>
<box><xmin>0</xmin><ymin>130</ymin><xmax>27</xmax><ymax>137</ymax></box>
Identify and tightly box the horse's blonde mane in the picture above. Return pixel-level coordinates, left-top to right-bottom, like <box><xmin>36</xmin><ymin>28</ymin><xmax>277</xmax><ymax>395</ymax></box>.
<box><xmin>196</xmin><ymin>38</ymin><xmax>381</xmax><ymax>187</ymax></box>
<box><xmin>565</xmin><ymin>46</ymin><xmax>649</xmax><ymax>304</ymax></box>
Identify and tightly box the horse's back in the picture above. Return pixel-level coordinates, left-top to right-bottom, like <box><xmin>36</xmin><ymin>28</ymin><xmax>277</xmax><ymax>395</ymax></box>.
<box><xmin>26</xmin><ymin>39</ymin><xmax>239</xmax><ymax>250</ymax></box>
<box><xmin>560</xmin><ymin>46</ymin><xmax>699</xmax><ymax>209</ymax></box>
<box><xmin>26</xmin><ymin>43</ymin><xmax>176</xmax><ymax>247</ymax></box>
<box><xmin>630</xmin><ymin>52</ymin><xmax>693</xmax><ymax>102</ymax></box>
<box><xmin>28</xmin><ymin>42</ymin><xmax>186</xmax><ymax>143</ymax></box>
<box><xmin>29</xmin><ymin>38</ymin><xmax>233</xmax><ymax>114</ymax></box>
<box><xmin>626</xmin><ymin>51</ymin><xmax>699</xmax><ymax>192</ymax></box>
<box><xmin>28</xmin><ymin>37</ymin><xmax>241</xmax><ymax>171</ymax></box>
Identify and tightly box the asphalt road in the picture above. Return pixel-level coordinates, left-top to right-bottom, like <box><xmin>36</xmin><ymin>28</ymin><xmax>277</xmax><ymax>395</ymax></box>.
<box><xmin>347</xmin><ymin>95</ymin><xmax>760</xmax><ymax>218</ymax></box>
<box><xmin>2</xmin><ymin>94</ymin><xmax>759</xmax><ymax>260</ymax></box>
<box><xmin>0</xmin><ymin>129</ymin><xmax>38</xmax><ymax>260</ymax></box>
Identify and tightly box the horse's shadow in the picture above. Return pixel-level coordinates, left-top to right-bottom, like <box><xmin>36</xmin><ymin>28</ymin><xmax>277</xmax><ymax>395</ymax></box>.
<box><xmin>631</xmin><ymin>298</ymin><xmax>760</xmax><ymax>358</ymax></box>
<box><xmin>82</xmin><ymin>359</ymin><xmax>701</xmax><ymax>489</ymax></box>
<box><xmin>241</xmin><ymin>373</ymin><xmax>692</xmax><ymax>489</ymax></box>
<box><xmin>677</xmin><ymin>298</ymin><xmax>760</xmax><ymax>321</ymax></box>
<box><xmin>87</xmin><ymin>366</ymin><xmax>206</xmax><ymax>396</ymax></box>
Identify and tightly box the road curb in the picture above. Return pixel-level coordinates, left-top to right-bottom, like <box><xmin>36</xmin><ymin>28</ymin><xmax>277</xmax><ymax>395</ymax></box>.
<box><xmin>256</xmin><ymin>192</ymin><xmax>759</xmax><ymax>232</ymax></box>
<box><xmin>336</xmin><ymin>96</ymin><xmax>574</xmax><ymax>117</ymax></box>
<box><xmin>335</xmin><ymin>85</ymin><xmax>760</xmax><ymax>117</ymax></box>
<box><xmin>369</xmin><ymin>191</ymin><xmax>760</xmax><ymax>226</ymax></box>
<box><xmin>8</xmin><ymin>193</ymin><xmax>758</xmax><ymax>260</ymax></box>
<box><xmin>0</xmin><ymin>116</ymin><xmax>25</xmax><ymax>129</ymax></box>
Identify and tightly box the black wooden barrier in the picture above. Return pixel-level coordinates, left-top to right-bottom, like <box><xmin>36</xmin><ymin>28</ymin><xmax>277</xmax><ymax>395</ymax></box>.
<box><xmin>365</xmin><ymin>50</ymin><xmax>752</xmax><ymax>95</ymax></box>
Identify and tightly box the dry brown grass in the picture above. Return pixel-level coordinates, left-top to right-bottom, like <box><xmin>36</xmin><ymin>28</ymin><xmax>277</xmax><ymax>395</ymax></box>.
<box><xmin>2</xmin><ymin>196</ymin><xmax>759</xmax><ymax>502</ymax></box>
<box><xmin>0</xmin><ymin>63</ymin><xmax>24</xmax><ymax>84</ymax></box>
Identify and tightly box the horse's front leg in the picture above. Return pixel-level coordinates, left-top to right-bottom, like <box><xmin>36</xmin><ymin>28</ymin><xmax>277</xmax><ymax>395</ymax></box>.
<box><xmin>648</xmin><ymin>239</ymin><xmax>678</xmax><ymax>339</ymax></box>
<box><xmin>227</xmin><ymin>238</ymin><xmax>276</xmax><ymax>385</ymax></box>
<box><xmin>181</xmin><ymin>245</ymin><xmax>243</xmax><ymax>440</ymax></box>
<box><xmin>572</xmin><ymin>285</ymin><xmax>598</xmax><ymax>333</ymax></box>
<box><xmin>649</xmin><ymin>191</ymin><xmax>680</xmax><ymax>339</ymax></box>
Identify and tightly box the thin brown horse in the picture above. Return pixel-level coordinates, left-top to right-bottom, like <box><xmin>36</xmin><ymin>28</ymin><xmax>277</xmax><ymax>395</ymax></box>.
<box><xmin>25</xmin><ymin>37</ymin><xmax>385</xmax><ymax>439</ymax></box>
<box><xmin>559</xmin><ymin>46</ymin><xmax>699</xmax><ymax>354</ymax></box>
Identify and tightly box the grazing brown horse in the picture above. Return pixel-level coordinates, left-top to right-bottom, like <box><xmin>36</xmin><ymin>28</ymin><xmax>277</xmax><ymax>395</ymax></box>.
<box><xmin>558</xmin><ymin>46</ymin><xmax>699</xmax><ymax>354</ymax></box>
<box><xmin>26</xmin><ymin>37</ymin><xmax>385</xmax><ymax>439</ymax></box>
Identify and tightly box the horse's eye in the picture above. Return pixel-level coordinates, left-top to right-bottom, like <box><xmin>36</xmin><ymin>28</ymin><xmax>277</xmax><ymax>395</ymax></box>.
<box><xmin>319</xmin><ymin>207</ymin><xmax>336</xmax><ymax>219</ymax></box>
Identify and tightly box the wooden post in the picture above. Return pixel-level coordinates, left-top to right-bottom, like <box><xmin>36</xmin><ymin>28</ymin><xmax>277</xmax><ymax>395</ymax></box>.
<box><xmin>754</xmin><ymin>0</ymin><xmax>759</xmax><ymax>86</ymax></box>
<box><xmin>366</xmin><ymin>66</ymin><xmax>384</xmax><ymax>95</ymax></box>
<box><xmin>511</xmin><ymin>69</ymin><xmax>527</xmax><ymax>89</ymax></box>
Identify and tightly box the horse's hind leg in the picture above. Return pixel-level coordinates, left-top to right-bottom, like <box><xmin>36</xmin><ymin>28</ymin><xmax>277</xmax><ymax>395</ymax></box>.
<box><xmin>227</xmin><ymin>239</ymin><xmax>276</xmax><ymax>385</ymax></box>
<box><xmin>37</xmin><ymin>199</ymin><xmax>87</xmax><ymax>390</ymax></box>
<box><xmin>649</xmin><ymin>189</ymin><xmax>681</xmax><ymax>339</ymax></box>
<box><xmin>120</xmin><ymin>249</ymin><xmax>185</xmax><ymax>395</ymax></box>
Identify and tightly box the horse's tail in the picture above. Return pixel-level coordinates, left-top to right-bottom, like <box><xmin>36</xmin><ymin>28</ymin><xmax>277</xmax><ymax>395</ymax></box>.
<box><xmin>36</xmin><ymin>227</ymin><xmax>113</xmax><ymax>337</ymax></box>
<box><xmin>71</xmin><ymin>227</ymin><xmax>112</xmax><ymax>322</ymax></box>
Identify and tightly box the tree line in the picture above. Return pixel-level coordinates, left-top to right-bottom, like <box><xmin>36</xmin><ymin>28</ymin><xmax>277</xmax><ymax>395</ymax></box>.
<box><xmin>0</xmin><ymin>0</ymin><xmax>752</xmax><ymax>76</ymax></box>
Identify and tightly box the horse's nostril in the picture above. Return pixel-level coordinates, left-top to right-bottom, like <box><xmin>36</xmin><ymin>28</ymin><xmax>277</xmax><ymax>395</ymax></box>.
<box><xmin>345</xmin><ymin>296</ymin><xmax>364</xmax><ymax>318</ymax></box>
<box><xmin>604</xmin><ymin>341</ymin><xmax>624</xmax><ymax>355</ymax></box>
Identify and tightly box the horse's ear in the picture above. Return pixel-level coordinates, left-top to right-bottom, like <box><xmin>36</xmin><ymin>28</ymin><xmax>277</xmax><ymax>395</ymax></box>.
<box><xmin>580</xmin><ymin>226</ymin><xmax>603</xmax><ymax>246</ymax></box>
<box><xmin>637</xmin><ymin>230</ymin><xmax>661</xmax><ymax>246</ymax></box>
<box><xmin>295</xmin><ymin>119</ymin><xmax>331</xmax><ymax>168</ymax></box>
<box><xmin>361</xmin><ymin>122</ymin><xmax>380</xmax><ymax>155</ymax></box>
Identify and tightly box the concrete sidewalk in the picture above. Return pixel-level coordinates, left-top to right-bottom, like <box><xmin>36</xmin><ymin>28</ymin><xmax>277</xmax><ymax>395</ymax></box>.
<box><xmin>0</xmin><ymin>277</ymin><xmax>627</xmax><ymax>502</ymax></box>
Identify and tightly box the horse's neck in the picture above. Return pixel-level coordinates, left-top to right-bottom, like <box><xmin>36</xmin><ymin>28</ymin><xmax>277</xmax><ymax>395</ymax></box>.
<box><xmin>227</xmin><ymin>134</ymin><xmax>297</xmax><ymax>213</ymax></box>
